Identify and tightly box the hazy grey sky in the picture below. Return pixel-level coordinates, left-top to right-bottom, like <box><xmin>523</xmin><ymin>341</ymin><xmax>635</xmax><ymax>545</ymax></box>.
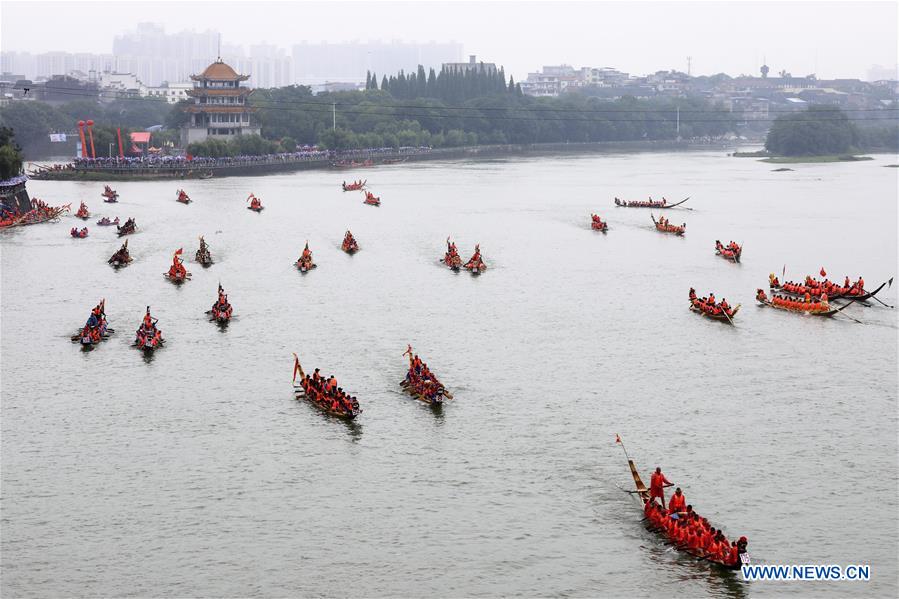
<box><xmin>2</xmin><ymin>0</ymin><xmax>897</xmax><ymax>79</ymax></box>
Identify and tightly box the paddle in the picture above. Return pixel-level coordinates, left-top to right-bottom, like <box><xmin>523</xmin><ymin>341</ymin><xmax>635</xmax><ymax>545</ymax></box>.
<box><xmin>866</xmin><ymin>278</ymin><xmax>894</xmax><ymax>309</ymax></box>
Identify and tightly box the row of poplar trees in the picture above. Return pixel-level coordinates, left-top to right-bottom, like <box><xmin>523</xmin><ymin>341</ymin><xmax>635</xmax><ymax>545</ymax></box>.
<box><xmin>364</xmin><ymin>64</ymin><xmax>522</xmax><ymax>104</ymax></box>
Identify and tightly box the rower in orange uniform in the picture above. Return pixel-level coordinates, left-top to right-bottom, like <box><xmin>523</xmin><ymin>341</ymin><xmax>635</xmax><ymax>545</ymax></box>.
<box><xmin>668</xmin><ymin>487</ymin><xmax>686</xmax><ymax>513</ymax></box>
<box><xmin>649</xmin><ymin>467</ymin><xmax>673</xmax><ymax>507</ymax></box>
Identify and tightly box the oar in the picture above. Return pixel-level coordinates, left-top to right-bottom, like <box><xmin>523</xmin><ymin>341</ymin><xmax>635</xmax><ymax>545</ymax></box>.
<box><xmin>866</xmin><ymin>278</ymin><xmax>894</xmax><ymax>309</ymax></box>
<box><xmin>720</xmin><ymin>306</ymin><xmax>735</xmax><ymax>325</ymax></box>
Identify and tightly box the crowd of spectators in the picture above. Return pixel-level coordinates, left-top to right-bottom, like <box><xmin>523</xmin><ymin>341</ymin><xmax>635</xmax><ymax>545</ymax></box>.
<box><xmin>63</xmin><ymin>146</ymin><xmax>433</xmax><ymax>171</ymax></box>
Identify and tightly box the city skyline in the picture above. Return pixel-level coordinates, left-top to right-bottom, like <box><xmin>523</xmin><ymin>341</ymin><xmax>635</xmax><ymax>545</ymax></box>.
<box><xmin>2</xmin><ymin>1</ymin><xmax>897</xmax><ymax>82</ymax></box>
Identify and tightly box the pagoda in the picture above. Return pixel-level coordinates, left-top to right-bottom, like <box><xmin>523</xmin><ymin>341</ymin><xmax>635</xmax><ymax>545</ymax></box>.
<box><xmin>181</xmin><ymin>58</ymin><xmax>260</xmax><ymax>146</ymax></box>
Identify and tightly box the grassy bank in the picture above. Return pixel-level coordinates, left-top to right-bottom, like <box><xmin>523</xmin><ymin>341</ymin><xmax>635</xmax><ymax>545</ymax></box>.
<box><xmin>760</xmin><ymin>154</ymin><xmax>874</xmax><ymax>164</ymax></box>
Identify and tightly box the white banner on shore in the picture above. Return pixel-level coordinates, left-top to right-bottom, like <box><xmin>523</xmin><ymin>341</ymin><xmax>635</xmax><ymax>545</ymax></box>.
<box><xmin>49</xmin><ymin>133</ymin><xmax>67</xmax><ymax>142</ymax></box>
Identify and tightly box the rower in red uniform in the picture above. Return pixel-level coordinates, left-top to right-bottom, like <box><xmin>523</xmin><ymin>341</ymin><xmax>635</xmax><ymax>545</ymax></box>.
<box><xmin>649</xmin><ymin>467</ymin><xmax>672</xmax><ymax>507</ymax></box>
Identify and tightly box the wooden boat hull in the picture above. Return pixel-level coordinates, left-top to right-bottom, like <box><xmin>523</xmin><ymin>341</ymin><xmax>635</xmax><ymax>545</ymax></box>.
<box><xmin>248</xmin><ymin>206</ymin><xmax>264</xmax><ymax>212</ymax></box>
<box><xmin>399</xmin><ymin>380</ymin><xmax>451</xmax><ymax>405</ymax></box>
<box><xmin>689</xmin><ymin>303</ymin><xmax>740</xmax><ymax>322</ymax></box>
<box><xmin>757</xmin><ymin>299</ymin><xmax>839</xmax><ymax>316</ymax></box>
<box><xmin>163</xmin><ymin>272</ymin><xmax>191</xmax><ymax>283</ymax></box>
<box><xmin>293</xmin><ymin>383</ymin><xmax>359</xmax><ymax>419</ymax></box>
<box><xmin>296</xmin><ymin>261</ymin><xmax>317</xmax><ymax>273</ymax></box>
<box><xmin>715</xmin><ymin>250</ymin><xmax>740</xmax><ymax>263</ymax></box>
<box><xmin>616</xmin><ymin>196</ymin><xmax>690</xmax><ymax>209</ymax></box>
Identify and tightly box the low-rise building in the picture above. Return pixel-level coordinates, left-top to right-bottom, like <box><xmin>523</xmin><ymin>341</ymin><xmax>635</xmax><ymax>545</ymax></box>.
<box><xmin>146</xmin><ymin>81</ymin><xmax>192</xmax><ymax>103</ymax></box>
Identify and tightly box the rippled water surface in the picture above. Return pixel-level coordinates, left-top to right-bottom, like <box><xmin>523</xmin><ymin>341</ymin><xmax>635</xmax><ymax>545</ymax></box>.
<box><xmin>2</xmin><ymin>151</ymin><xmax>897</xmax><ymax>597</ymax></box>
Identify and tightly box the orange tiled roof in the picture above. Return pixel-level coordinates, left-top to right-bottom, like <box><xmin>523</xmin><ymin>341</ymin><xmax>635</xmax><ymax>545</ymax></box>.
<box><xmin>190</xmin><ymin>59</ymin><xmax>250</xmax><ymax>82</ymax></box>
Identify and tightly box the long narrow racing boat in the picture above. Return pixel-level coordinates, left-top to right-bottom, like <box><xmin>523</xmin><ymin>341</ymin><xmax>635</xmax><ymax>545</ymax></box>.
<box><xmin>617</xmin><ymin>435</ymin><xmax>749</xmax><ymax>570</ymax></box>
<box><xmin>615</xmin><ymin>196</ymin><xmax>690</xmax><ymax>209</ymax></box>
<box><xmin>400</xmin><ymin>345</ymin><xmax>453</xmax><ymax>406</ymax></box>
<box><xmin>755</xmin><ymin>289</ymin><xmax>852</xmax><ymax>317</ymax></box>
<box><xmin>651</xmin><ymin>214</ymin><xmax>686</xmax><ymax>236</ymax></box>
<box><xmin>292</xmin><ymin>354</ymin><xmax>361</xmax><ymax>419</ymax></box>
<box><xmin>770</xmin><ymin>278</ymin><xmax>892</xmax><ymax>304</ymax></box>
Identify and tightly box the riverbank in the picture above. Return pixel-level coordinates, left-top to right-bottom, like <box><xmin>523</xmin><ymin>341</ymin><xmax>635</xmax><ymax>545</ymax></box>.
<box><xmin>760</xmin><ymin>154</ymin><xmax>874</xmax><ymax>164</ymax></box>
<box><xmin>27</xmin><ymin>138</ymin><xmax>742</xmax><ymax>181</ymax></box>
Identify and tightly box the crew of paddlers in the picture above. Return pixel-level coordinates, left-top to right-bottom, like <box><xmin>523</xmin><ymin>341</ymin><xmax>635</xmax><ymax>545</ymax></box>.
<box><xmin>196</xmin><ymin>236</ymin><xmax>213</xmax><ymax>265</ymax></box>
<box><xmin>102</xmin><ymin>186</ymin><xmax>119</xmax><ymax>202</ymax></box>
<box><xmin>293</xmin><ymin>356</ymin><xmax>361</xmax><ymax>418</ymax></box>
<box><xmin>108</xmin><ymin>239</ymin><xmax>132</xmax><ymax>268</ymax></box>
<box><xmin>342</xmin><ymin>179</ymin><xmax>366</xmax><ymax>191</ymax></box>
<box><xmin>165</xmin><ymin>248</ymin><xmax>190</xmax><ymax>282</ymax></box>
<box><xmin>247</xmin><ymin>193</ymin><xmax>264</xmax><ymax>211</ymax></box>
<box><xmin>653</xmin><ymin>214</ymin><xmax>686</xmax><ymax>235</ymax></box>
<box><xmin>756</xmin><ymin>288</ymin><xmax>831</xmax><ymax>313</ymax></box>
<box><xmin>296</xmin><ymin>241</ymin><xmax>316</xmax><ymax>271</ymax></box>
<box><xmin>591</xmin><ymin>214</ymin><xmax>608</xmax><ymax>231</ymax></box>
<box><xmin>117</xmin><ymin>217</ymin><xmax>137</xmax><ymax>236</ymax></box>
<box><xmin>75</xmin><ymin>201</ymin><xmax>90</xmax><ymax>219</ymax></box>
<box><xmin>615</xmin><ymin>196</ymin><xmax>668</xmax><ymax>208</ymax></box>
<box><xmin>363</xmin><ymin>190</ymin><xmax>381</xmax><ymax>206</ymax></box>
<box><xmin>341</xmin><ymin>230</ymin><xmax>359</xmax><ymax>253</ymax></box>
<box><xmin>715</xmin><ymin>240</ymin><xmax>741</xmax><ymax>262</ymax></box>
<box><xmin>689</xmin><ymin>288</ymin><xmax>737</xmax><ymax>319</ymax></box>
<box><xmin>643</xmin><ymin>477</ymin><xmax>748</xmax><ymax>568</ymax></box>
<box><xmin>209</xmin><ymin>284</ymin><xmax>233</xmax><ymax>322</ymax></box>
<box><xmin>771</xmin><ymin>272</ymin><xmax>866</xmax><ymax>299</ymax></box>
<box><xmin>442</xmin><ymin>237</ymin><xmax>463</xmax><ymax>270</ymax></box>
<box><xmin>70</xmin><ymin>226</ymin><xmax>88</xmax><ymax>238</ymax></box>
<box><xmin>97</xmin><ymin>216</ymin><xmax>119</xmax><ymax>226</ymax></box>
<box><xmin>73</xmin><ymin>299</ymin><xmax>111</xmax><ymax>347</ymax></box>
<box><xmin>134</xmin><ymin>306</ymin><xmax>163</xmax><ymax>349</ymax></box>
<box><xmin>402</xmin><ymin>345</ymin><xmax>449</xmax><ymax>403</ymax></box>
<box><xmin>464</xmin><ymin>243</ymin><xmax>486</xmax><ymax>274</ymax></box>
<box><xmin>176</xmin><ymin>189</ymin><xmax>191</xmax><ymax>204</ymax></box>
<box><xmin>1</xmin><ymin>197</ymin><xmax>70</xmax><ymax>228</ymax></box>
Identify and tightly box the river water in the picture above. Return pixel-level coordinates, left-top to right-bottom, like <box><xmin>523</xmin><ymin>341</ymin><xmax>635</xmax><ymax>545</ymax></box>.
<box><xmin>2</xmin><ymin>151</ymin><xmax>897</xmax><ymax>598</ymax></box>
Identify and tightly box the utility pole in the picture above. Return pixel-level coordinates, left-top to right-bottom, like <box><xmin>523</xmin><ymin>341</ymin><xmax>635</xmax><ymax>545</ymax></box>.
<box><xmin>332</xmin><ymin>102</ymin><xmax>336</xmax><ymax>130</ymax></box>
<box><xmin>676</xmin><ymin>106</ymin><xmax>680</xmax><ymax>135</ymax></box>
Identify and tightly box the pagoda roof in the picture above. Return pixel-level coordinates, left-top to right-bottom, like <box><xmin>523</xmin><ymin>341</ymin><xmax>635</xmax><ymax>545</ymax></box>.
<box><xmin>186</xmin><ymin>87</ymin><xmax>252</xmax><ymax>97</ymax></box>
<box><xmin>190</xmin><ymin>59</ymin><xmax>250</xmax><ymax>82</ymax></box>
<box><xmin>183</xmin><ymin>105</ymin><xmax>258</xmax><ymax>113</ymax></box>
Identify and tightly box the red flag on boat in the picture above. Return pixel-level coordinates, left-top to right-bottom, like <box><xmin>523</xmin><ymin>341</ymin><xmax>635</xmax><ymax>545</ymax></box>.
<box><xmin>292</xmin><ymin>355</ymin><xmax>300</xmax><ymax>382</ymax></box>
<box><xmin>615</xmin><ymin>434</ymin><xmax>622</xmax><ymax>444</ymax></box>
<box><xmin>174</xmin><ymin>248</ymin><xmax>183</xmax><ymax>256</ymax></box>
<box><xmin>820</xmin><ymin>267</ymin><xmax>827</xmax><ymax>277</ymax></box>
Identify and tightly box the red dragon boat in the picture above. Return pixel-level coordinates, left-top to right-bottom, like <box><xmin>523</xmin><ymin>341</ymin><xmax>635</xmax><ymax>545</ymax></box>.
<box><xmin>341</xmin><ymin>230</ymin><xmax>359</xmax><ymax>254</ymax></box>
<box><xmin>134</xmin><ymin>307</ymin><xmax>164</xmax><ymax>351</ymax></box>
<box><xmin>70</xmin><ymin>226</ymin><xmax>88</xmax><ymax>238</ymax></box>
<box><xmin>101</xmin><ymin>186</ymin><xmax>119</xmax><ymax>202</ymax></box>
<box><xmin>296</xmin><ymin>242</ymin><xmax>317</xmax><ymax>273</ymax></box>
<box><xmin>163</xmin><ymin>248</ymin><xmax>191</xmax><ymax>283</ymax></box>
<box><xmin>715</xmin><ymin>240</ymin><xmax>741</xmax><ymax>263</ymax></box>
<box><xmin>208</xmin><ymin>284</ymin><xmax>233</xmax><ymax>323</ymax></box>
<box><xmin>442</xmin><ymin>237</ymin><xmax>463</xmax><ymax>271</ymax></box>
<box><xmin>176</xmin><ymin>189</ymin><xmax>192</xmax><ymax>204</ymax></box>
<box><xmin>363</xmin><ymin>190</ymin><xmax>381</xmax><ymax>206</ymax></box>
<box><xmin>342</xmin><ymin>179</ymin><xmax>366</xmax><ymax>191</ymax></box>
<box><xmin>617</xmin><ymin>435</ymin><xmax>750</xmax><ymax>571</ymax></box>
<box><xmin>292</xmin><ymin>354</ymin><xmax>362</xmax><ymax>419</ymax></box>
<box><xmin>651</xmin><ymin>214</ymin><xmax>685</xmax><ymax>236</ymax></box>
<box><xmin>463</xmin><ymin>244</ymin><xmax>486</xmax><ymax>275</ymax></box>
<box><xmin>75</xmin><ymin>201</ymin><xmax>90</xmax><ymax>219</ymax></box>
<box><xmin>615</xmin><ymin>196</ymin><xmax>690</xmax><ymax>209</ymax></box>
<box><xmin>689</xmin><ymin>288</ymin><xmax>739</xmax><ymax>323</ymax></box>
<box><xmin>591</xmin><ymin>214</ymin><xmax>608</xmax><ymax>232</ymax></box>
<box><xmin>247</xmin><ymin>193</ymin><xmax>264</xmax><ymax>212</ymax></box>
<box><xmin>401</xmin><ymin>345</ymin><xmax>452</xmax><ymax>406</ymax></box>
